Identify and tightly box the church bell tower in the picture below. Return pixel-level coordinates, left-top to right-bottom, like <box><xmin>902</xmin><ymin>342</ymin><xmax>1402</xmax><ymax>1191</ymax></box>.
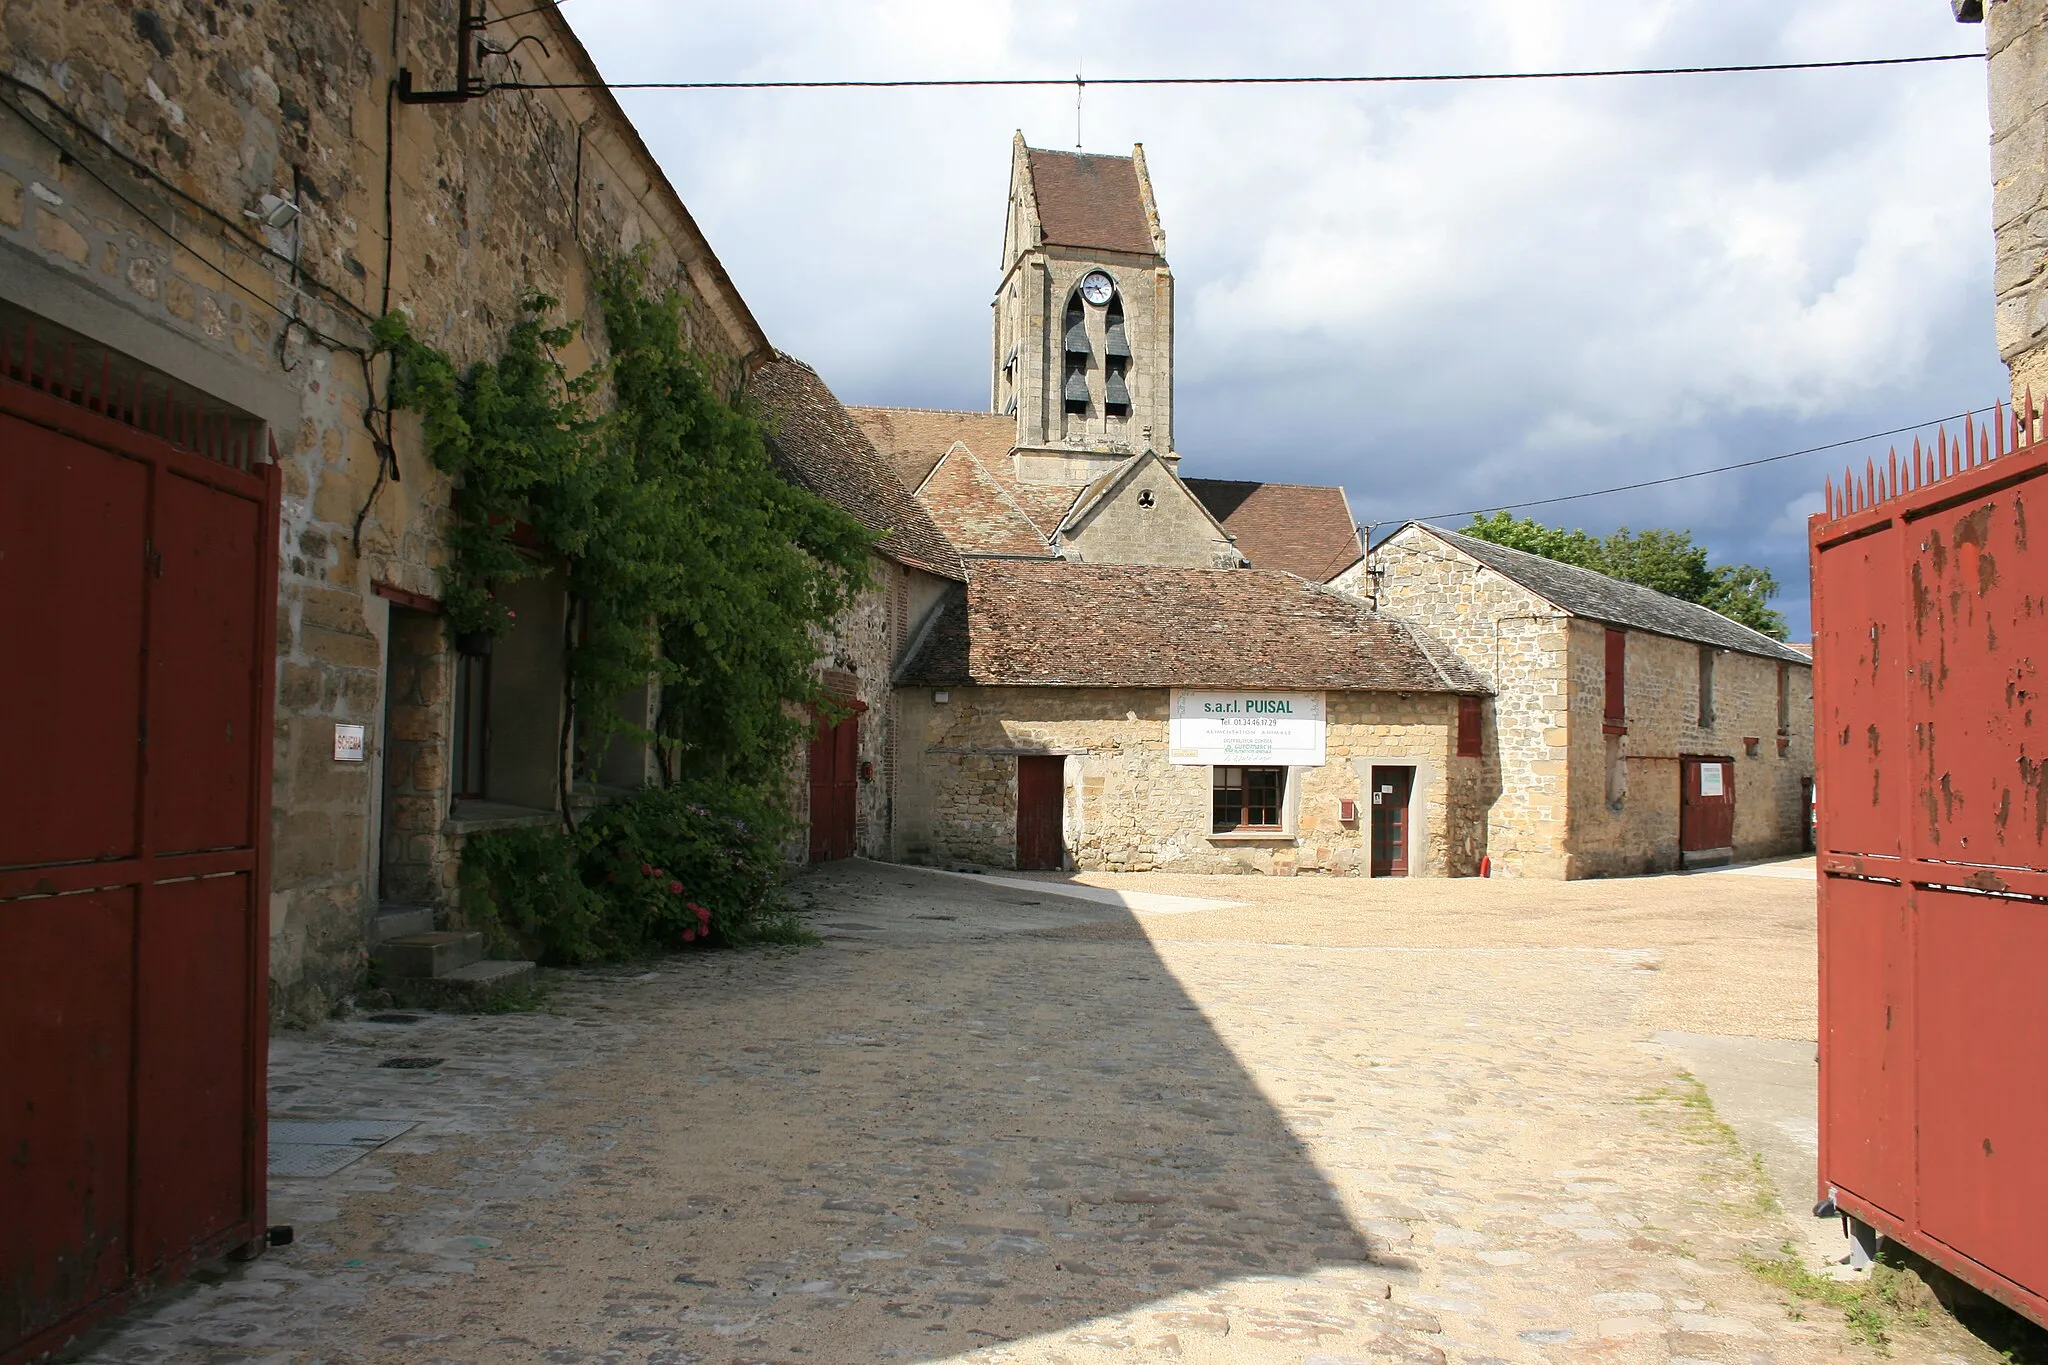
<box><xmin>991</xmin><ymin>134</ymin><xmax>1175</xmax><ymax>483</ymax></box>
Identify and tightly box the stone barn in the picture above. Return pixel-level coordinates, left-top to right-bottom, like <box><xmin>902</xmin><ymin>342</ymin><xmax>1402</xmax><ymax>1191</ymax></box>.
<box><xmin>1346</xmin><ymin>523</ymin><xmax>1816</xmax><ymax>877</ymax></box>
<box><xmin>890</xmin><ymin>561</ymin><xmax>1491</xmax><ymax>876</ymax></box>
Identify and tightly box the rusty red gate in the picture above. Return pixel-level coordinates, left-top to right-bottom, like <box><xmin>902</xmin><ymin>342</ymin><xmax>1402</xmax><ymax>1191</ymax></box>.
<box><xmin>1811</xmin><ymin>407</ymin><xmax>2048</xmax><ymax>1328</ymax></box>
<box><xmin>0</xmin><ymin>322</ymin><xmax>278</xmax><ymax>1363</ymax></box>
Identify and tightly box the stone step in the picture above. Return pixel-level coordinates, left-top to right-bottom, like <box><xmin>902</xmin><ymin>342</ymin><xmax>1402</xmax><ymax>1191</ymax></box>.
<box><xmin>387</xmin><ymin>959</ymin><xmax>538</xmax><ymax>1011</ymax></box>
<box><xmin>375</xmin><ymin>930</ymin><xmax>483</xmax><ymax>980</ymax></box>
<box><xmin>373</xmin><ymin>905</ymin><xmax>436</xmax><ymax>942</ymax></box>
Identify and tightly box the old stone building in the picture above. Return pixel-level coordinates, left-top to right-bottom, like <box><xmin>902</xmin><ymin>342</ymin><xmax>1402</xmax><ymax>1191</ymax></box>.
<box><xmin>1955</xmin><ymin>0</ymin><xmax>2048</xmax><ymax>400</ymax></box>
<box><xmin>1345</xmin><ymin>523</ymin><xmax>1816</xmax><ymax>877</ymax></box>
<box><xmin>753</xmin><ymin>355</ymin><xmax>965</xmax><ymax>863</ymax></box>
<box><xmin>892</xmin><ymin>561</ymin><xmax>1491</xmax><ymax>875</ymax></box>
<box><xmin>0</xmin><ymin>2</ymin><xmax>920</xmax><ymax>1023</ymax></box>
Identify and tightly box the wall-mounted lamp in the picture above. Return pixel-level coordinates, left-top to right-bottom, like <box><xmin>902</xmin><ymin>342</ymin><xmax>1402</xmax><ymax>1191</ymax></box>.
<box><xmin>247</xmin><ymin>193</ymin><xmax>299</xmax><ymax>230</ymax></box>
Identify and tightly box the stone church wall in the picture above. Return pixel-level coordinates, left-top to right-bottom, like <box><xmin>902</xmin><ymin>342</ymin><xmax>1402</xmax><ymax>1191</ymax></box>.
<box><xmin>1062</xmin><ymin>460</ymin><xmax>1239</xmax><ymax>568</ymax></box>
<box><xmin>1</xmin><ymin>1</ymin><xmax>756</xmax><ymax>1021</ymax></box>
<box><xmin>892</xmin><ymin>684</ymin><xmax>1476</xmax><ymax>876</ymax></box>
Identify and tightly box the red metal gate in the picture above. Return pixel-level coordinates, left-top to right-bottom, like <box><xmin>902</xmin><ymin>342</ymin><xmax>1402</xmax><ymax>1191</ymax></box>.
<box><xmin>0</xmin><ymin>335</ymin><xmax>278</xmax><ymax>1362</ymax></box>
<box><xmin>1015</xmin><ymin>755</ymin><xmax>1065</xmax><ymax>871</ymax></box>
<box><xmin>1811</xmin><ymin>408</ymin><xmax>2048</xmax><ymax>1328</ymax></box>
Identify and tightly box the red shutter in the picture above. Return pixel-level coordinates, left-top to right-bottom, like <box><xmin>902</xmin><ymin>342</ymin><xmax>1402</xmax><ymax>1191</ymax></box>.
<box><xmin>1456</xmin><ymin>696</ymin><xmax>1482</xmax><ymax>757</ymax></box>
<box><xmin>1604</xmin><ymin>628</ymin><xmax>1627</xmax><ymax>725</ymax></box>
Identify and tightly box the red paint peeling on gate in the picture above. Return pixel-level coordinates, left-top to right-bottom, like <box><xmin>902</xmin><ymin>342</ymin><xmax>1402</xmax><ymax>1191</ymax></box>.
<box><xmin>1811</xmin><ymin>400</ymin><xmax>2048</xmax><ymax>1329</ymax></box>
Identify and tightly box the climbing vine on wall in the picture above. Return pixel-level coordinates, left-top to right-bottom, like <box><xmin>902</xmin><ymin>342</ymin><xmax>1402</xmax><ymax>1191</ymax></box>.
<box><xmin>373</xmin><ymin>252</ymin><xmax>872</xmax><ymax>792</ymax></box>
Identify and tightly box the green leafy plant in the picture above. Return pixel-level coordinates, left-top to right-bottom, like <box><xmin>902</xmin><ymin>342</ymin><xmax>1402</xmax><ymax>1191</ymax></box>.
<box><xmin>373</xmin><ymin>254</ymin><xmax>868</xmax><ymax>966</ymax></box>
<box><xmin>457</xmin><ymin>777</ymin><xmax>802</xmax><ymax>965</ymax></box>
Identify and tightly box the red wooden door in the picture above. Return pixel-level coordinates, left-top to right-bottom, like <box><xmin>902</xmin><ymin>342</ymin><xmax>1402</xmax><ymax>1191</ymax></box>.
<box><xmin>1016</xmin><ymin>756</ymin><xmax>1065</xmax><ymax>871</ymax></box>
<box><xmin>1370</xmin><ymin>766</ymin><xmax>1413</xmax><ymax>877</ymax></box>
<box><xmin>1679</xmin><ymin>756</ymin><xmax>1735</xmax><ymax>854</ymax></box>
<box><xmin>806</xmin><ymin>709</ymin><xmax>858</xmax><ymax>863</ymax></box>
<box><xmin>1</xmin><ymin>369</ymin><xmax>277</xmax><ymax>1363</ymax></box>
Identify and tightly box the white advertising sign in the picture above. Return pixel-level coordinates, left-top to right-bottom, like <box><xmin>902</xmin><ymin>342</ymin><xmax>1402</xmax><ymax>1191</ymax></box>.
<box><xmin>1699</xmin><ymin>762</ymin><xmax>1725</xmax><ymax>797</ymax></box>
<box><xmin>1169</xmin><ymin>690</ymin><xmax>1325</xmax><ymax>766</ymax></box>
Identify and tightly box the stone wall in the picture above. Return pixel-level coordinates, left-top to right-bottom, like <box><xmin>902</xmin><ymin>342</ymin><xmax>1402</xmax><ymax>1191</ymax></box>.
<box><xmin>1061</xmin><ymin>455</ymin><xmax>1238</xmax><ymax>568</ymax></box>
<box><xmin>1565</xmin><ymin>622</ymin><xmax>1814</xmax><ymax>876</ymax></box>
<box><xmin>892</xmin><ymin>684</ymin><xmax>1473</xmax><ymax>876</ymax></box>
<box><xmin>0</xmin><ymin>1</ymin><xmax>762</xmax><ymax>1021</ymax></box>
<box><xmin>1358</xmin><ymin>528</ymin><xmax>1569</xmax><ymax>876</ymax></box>
<box><xmin>377</xmin><ymin>605</ymin><xmax>456</xmax><ymax>908</ymax></box>
<box><xmin>1985</xmin><ymin>0</ymin><xmax>2048</xmax><ymax>398</ymax></box>
<box><xmin>788</xmin><ymin>556</ymin><xmax>956</xmax><ymax>865</ymax></box>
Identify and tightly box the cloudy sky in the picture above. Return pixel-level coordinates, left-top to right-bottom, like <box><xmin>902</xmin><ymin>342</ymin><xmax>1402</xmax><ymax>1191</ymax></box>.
<box><xmin>566</xmin><ymin>0</ymin><xmax>2003</xmax><ymax>638</ymax></box>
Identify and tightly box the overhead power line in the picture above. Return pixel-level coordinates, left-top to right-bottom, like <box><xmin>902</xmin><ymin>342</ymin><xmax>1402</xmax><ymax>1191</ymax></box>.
<box><xmin>1417</xmin><ymin>406</ymin><xmax>2000</xmax><ymax>524</ymax></box>
<box><xmin>492</xmin><ymin>52</ymin><xmax>1984</xmax><ymax>94</ymax></box>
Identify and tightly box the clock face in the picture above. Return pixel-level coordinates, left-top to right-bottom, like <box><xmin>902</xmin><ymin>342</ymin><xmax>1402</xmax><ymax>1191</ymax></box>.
<box><xmin>1079</xmin><ymin>270</ymin><xmax>1115</xmax><ymax>305</ymax></box>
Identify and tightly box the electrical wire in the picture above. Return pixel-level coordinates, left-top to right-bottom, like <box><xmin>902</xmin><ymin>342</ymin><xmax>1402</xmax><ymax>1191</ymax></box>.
<box><xmin>1415</xmin><ymin>405</ymin><xmax>2001</xmax><ymax>524</ymax></box>
<box><xmin>493</xmin><ymin>51</ymin><xmax>1984</xmax><ymax>94</ymax></box>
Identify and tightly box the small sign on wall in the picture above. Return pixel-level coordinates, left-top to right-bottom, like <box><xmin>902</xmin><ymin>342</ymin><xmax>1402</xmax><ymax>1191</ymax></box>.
<box><xmin>334</xmin><ymin>723</ymin><xmax>366</xmax><ymax>762</ymax></box>
<box><xmin>1699</xmin><ymin>762</ymin><xmax>1724</xmax><ymax>797</ymax></box>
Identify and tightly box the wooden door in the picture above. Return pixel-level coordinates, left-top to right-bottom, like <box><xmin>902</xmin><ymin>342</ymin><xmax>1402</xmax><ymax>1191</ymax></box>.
<box><xmin>1016</xmin><ymin>755</ymin><xmax>1065</xmax><ymax>871</ymax></box>
<box><xmin>1680</xmin><ymin>756</ymin><xmax>1736</xmax><ymax>857</ymax></box>
<box><xmin>1369</xmin><ymin>766</ymin><xmax>1414</xmax><ymax>877</ymax></box>
<box><xmin>806</xmin><ymin>709</ymin><xmax>859</xmax><ymax>863</ymax></box>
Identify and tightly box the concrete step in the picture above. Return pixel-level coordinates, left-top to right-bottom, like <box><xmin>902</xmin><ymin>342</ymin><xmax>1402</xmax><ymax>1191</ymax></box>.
<box><xmin>375</xmin><ymin>930</ymin><xmax>483</xmax><ymax>980</ymax></box>
<box><xmin>387</xmin><ymin>959</ymin><xmax>538</xmax><ymax>1010</ymax></box>
<box><xmin>373</xmin><ymin>905</ymin><xmax>436</xmax><ymax>942</ymax></box>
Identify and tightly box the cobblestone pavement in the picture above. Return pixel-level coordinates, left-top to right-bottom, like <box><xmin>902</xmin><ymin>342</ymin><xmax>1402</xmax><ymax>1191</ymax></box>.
<box><xmin>68</xmin><ymin>861</ymin><xmax>1950</xmax><ymax>1365</ymax></box>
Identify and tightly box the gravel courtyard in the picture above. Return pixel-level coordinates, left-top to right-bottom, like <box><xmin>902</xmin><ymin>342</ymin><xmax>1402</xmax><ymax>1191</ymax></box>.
<box><xmin>70</xmin><ymin>858</ymin><xmax>1979</xmax><ymax>1365</ymax></box>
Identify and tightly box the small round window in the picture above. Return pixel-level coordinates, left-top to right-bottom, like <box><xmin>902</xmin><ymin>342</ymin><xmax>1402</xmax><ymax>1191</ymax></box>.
<box><xmin>1137</xmin><ymin>489</ymin><xmax>1156</xmax><ymax>509</ymax></box>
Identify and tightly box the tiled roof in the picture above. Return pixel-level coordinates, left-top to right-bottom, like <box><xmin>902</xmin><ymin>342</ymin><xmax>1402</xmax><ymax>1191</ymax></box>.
<box><xmin>914</xmin><ymin>448</ymin><xmax>1060</xmax><ymax>559</ymax></box>
<box><xmin>751</xmin><ymin>356</ymin><xmax>965</xmax><ymax>581</ymax></box>
<box><xmin>1025</xmin><ymin>149</ymin><xmax>1157</xmax><ymax>256</ymax></box>
<box><xmin>1414</xmin><ymin>524</ymin><xmax>1811</xmax><ymax>665</ymax></box>
<box><xmin>846</xmin><ymin>407</ymin><xmax>1018</xmax><ymax>493</ymax></box>
<box><xmin>898</xmin><ymin>561</ymin><xmax>1490</xmax><ymax>692</ymax></box>
<box><xmin>1186</xmin><ymin>479</ymin><xmax>1360</xmax><ymax>581</ymax></box>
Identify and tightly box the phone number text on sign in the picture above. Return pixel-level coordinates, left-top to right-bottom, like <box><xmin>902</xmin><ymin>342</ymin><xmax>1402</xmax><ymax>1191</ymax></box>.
<box><xmin>1167</xmin><ymin>690</ymin><xmax>1326</xmax><ymax>766</ymax></box>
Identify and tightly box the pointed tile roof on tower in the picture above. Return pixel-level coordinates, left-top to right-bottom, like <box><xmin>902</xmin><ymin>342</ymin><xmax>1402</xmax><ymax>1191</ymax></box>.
<box><xmin>1023</xmin><ymin>147</ymin><xmax>1158</xmax><ymax>256</ymax></box>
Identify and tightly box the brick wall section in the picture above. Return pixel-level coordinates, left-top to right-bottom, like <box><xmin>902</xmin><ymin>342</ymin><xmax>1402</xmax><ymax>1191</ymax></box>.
<box><xmin>1987</xmin><ymin>0</ymin><xmax>2048</xmax><ymax>398</ymax></box>
<box><xmin>1</xmin><ymin>1</ymin><xmax>762</xmax><ymax>1020</ymax></box>
<box><xmin>892</xmin><ymin>684</ymin><xmax>1473</xmax><ymax>876</ymax></box>
<box><xmin>1351</xmin><ymin>528</ymin><xmax>1570</xmax><ymax>876</ymax></box>
<box><xmin>1566</xmin><ymin>622</ymin><xmax>1815</xmax><ymax>875</ymax></box>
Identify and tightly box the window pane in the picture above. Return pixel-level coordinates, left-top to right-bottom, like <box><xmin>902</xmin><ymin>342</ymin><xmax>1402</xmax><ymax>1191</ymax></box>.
<box><xmin>1246</xmin><ymin>767</ymin><xmax>1283</xmax><ymax>827</ymax></box>
<box><xmin>1212</xmin><ymin>766</ymin><xmax>1244</xmax><ymax>831</ymax></box>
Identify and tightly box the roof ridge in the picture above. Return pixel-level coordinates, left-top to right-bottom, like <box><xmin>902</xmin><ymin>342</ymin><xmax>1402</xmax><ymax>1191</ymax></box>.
<box><xmin>844</xmin><ymin>403</ymin><xmax>1009</xmax><ymax>418</ymax></box>
<box><xmin>1413</xmin><ymin>521</ymin><xmax>1808</xmax><ymax>663</ymax></box>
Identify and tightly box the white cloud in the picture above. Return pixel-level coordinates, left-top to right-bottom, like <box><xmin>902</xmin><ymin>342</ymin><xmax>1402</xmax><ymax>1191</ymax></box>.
<box><xmin>565</xmin><ymin>0</ymin><xmax>2005</xmax><ymax>637</ymax></box>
